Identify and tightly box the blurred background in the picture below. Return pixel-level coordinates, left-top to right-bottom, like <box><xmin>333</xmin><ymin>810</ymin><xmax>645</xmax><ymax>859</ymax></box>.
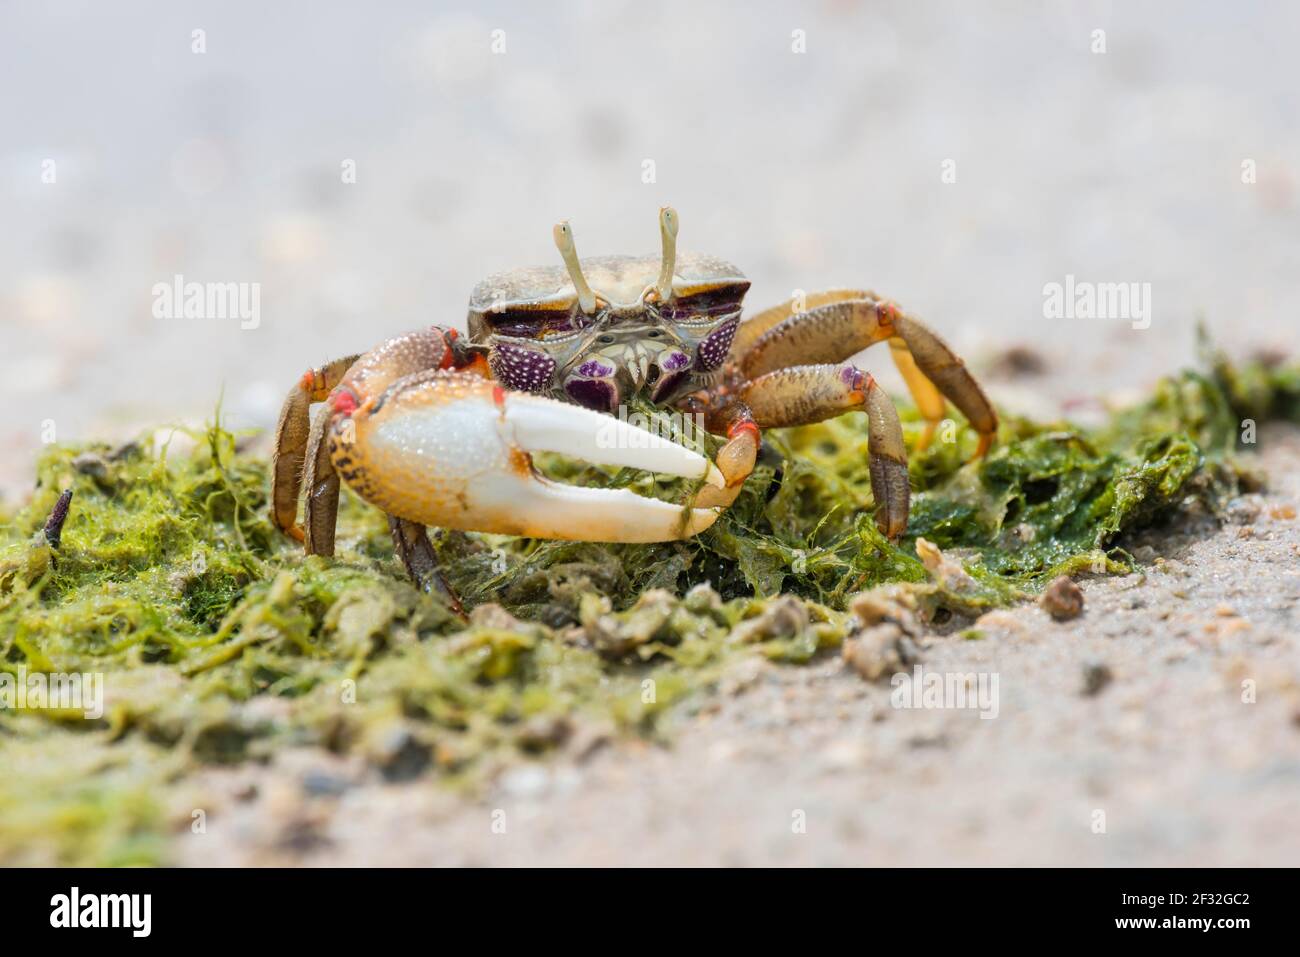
<box><xmin>2</xmin><ymin>0</ymin><xmax>1297</xmax><ymax>500</ymax></box>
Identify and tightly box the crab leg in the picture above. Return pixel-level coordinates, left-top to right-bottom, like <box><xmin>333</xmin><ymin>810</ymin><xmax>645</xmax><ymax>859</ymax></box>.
<box><xmin>736</xmin><ymin>294</ymin><xmax>997</xmax><ymax>458</ymax></box>
<box><xmin>885</xmin><ymin>307</ymin><xmax>998</xmax><ymax>457</ymax></box>
<box><xmin>671</xmin><ymin>395</ymin><xmax>760</xmax><ymax>510</ymax></box>
<box><xmin>887</xmin><ymin>337</ymin><xmax>947</xmax><ymax>451</ymax></box>
<box><xmin>737</xmin><ymin>293</ymin><xmax>885</xmax><ymax>379</ymax></box>
<box><xmin>301</xmin><ymin>404</ymin><xmax>343</xmax><ymax>553</ymax></box>
<box><xmin>388</xmin><ymin>516</ymin><xmax>463</xmax><ymax>617</ymax></box>
<box><xmin>271</xmin><ymin>327</ymin><xmax>481</xmax><ymax>556</ymax></box>
<box><xmin>271</xmin><ymin>353</ymin><xmax>362</xmax><ymax>541</ymax></box>
<box><xmin>738</xmin><ymin>363</ymin><xmax>910</xmax><ymax>539</ymax></box>
<box><xmin>328</xmin><ymin>370</ymin><xmax>723</xmax><ymax>543</ymax></box>
<box><xmin>729</xmin><ymin>288</ymin><xmax>872</xmax><ymax>362</ymax></box>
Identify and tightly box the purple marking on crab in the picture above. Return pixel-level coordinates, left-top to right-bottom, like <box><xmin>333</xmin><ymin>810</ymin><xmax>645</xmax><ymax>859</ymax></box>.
<box><xmin>693</xmin><ymin>316</ymin><xmax>739</xmax><ymax>372</ymax></box>
<box><xmin>564</xmin><ymin>376</ymin><xmax>618</xmax><ymax>412</ymax></box>
<box><xmin>839</xmin><ymin>365</ymin><xmax>867</xmax><ymax>390</ymax></box>
<box><xmin>661</xmin><ymin>350</ymin><xmax>690</xmax><ymax>371</ymax></box>
<box><xmin>490</xmin><ymin>342</ymin><xmax>557</xmax><ymax>393</ymax></box>
<box><xmin>650</xmin><ymin>368</ymin><xmax>689</xmax><ymax>403</ymax></box>
<box><xmin>577</xmin><ymin>359</ymin><xmax>616</xmax><ymax>378</ymax></box>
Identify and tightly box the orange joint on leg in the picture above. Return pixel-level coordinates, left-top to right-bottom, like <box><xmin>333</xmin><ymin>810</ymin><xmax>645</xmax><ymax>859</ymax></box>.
<box><xmin>841</xmin><ymin>366</ymin><xmax>873</xmax><ymax>402</ymax></box>
<box><xmin>876</xmin><ymin>301</ymin><xmax>900</xmax><ymax>327</ymax></box>
<box><xmin>727</xmin><ymin>420</ymin><xmax>760</xmax><ymax>444</ymax></box>
<box><xmin>300</xmin><ymin>368</ymin><xmax>329</xmax><ymax>400</ymax></box>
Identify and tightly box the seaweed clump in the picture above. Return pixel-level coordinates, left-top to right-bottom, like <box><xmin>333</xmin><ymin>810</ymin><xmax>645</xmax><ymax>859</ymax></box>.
<box><xmin>1</xmin><ymin>349</ymin><xmax>1296</xmax><ymax>863</ymax></box>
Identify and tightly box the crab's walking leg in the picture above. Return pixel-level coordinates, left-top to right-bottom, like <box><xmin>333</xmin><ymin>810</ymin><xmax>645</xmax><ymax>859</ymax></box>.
<box><xmin>311</xmin><ymin>328</ymin><xmax>480</xmax><ymax>558</ymax></box>
<box><xmin>884</xmin><ymin>305</ymin><xmax>997</xmax><ymax>457</ymax></box>
<box><xmin>736</xmin><ymin>294</ymin><xmax>997</xmax><ymax>458</ymax></box>
<box><xmin>272</xmin><ymin>327</ymin><xmax>478</xmax><ymax>556</ymax></box>
<box><xmin>388</xmin><ymin>516</ymin><xmax>464</xmax><ymax>617</ymax></box>
<box><xmin>888</xmin><ymin>339</ymin><xmax>947</xmax><ymax>451</ymax></box>
<box><xmin>739</xmin><ymin>363</ymin><xmax>910</xmax><ymax>539</ymax></box>
<box><xmin>728</xmin><ymin>289</ymin><xmax>870</xmax><ymax>361</ymax></box>
<box><xmin>271</xmin><ymin>353</ymin><xmax>361</xmax><ymax>541</ymax></box>
<box><xmin>301</xmin><ymin>405</ymin><xmax>342</xmax><ymax>554</ymax></box>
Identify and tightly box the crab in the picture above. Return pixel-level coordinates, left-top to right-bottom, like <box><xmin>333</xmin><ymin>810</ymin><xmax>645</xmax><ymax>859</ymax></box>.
<box><xmin>271</xmin><ymin>208</ymin><xmax>997</xmax><ymax>613</ymax></box>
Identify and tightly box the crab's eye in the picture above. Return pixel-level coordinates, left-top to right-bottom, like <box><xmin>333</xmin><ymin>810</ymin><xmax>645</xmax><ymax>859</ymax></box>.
<box><xmin>656</xmin><ymin>301</ymin><xmax>697</xmax><ymax>323</ymax></box>
<box><xmin>598</xmin><ymin>334</ymin><xmax>615</xmax><ymax>344</ymax></box>
<box><xmin>647</xmin><ymin>330</ymin><xmax>661</xmax><ymax>338</ymax></box>
<box><xmin>655</xmin><ymin>283</ymin><xmax>749</xmax><ymax>324</ymax></box>
<box><xmin>486</xmin><ymin>308</ymin><xmax>582</xmax><ymax>339</ymax></box>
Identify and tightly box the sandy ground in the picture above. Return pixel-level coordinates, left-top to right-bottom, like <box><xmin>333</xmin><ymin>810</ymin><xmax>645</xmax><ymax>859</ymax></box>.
<box><xmin>5</xmin><ymin>2</ymin><xmax>1299</xmax><ymax>866</ymax></box>
<box><xmin>170</xmin><ymin>424</ymin><xmax>1300</xmax><ymax>867</ymax></box>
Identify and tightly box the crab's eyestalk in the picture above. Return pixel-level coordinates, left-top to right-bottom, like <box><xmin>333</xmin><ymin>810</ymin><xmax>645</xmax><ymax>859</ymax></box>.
<box><xmin>653</xmin><ymin>206</ymin><xmax>678</xmax><ymax>302</ymax></box>
<box><xmin>552</xmin><ymin>220</ymin><xmax>599</xmax><ymax>314</ymax></box>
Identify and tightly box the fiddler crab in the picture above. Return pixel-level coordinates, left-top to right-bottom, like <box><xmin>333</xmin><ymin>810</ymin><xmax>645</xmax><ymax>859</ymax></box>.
<box><xmin>271</xmin><ymin>208</ymin><xmax>996</xmax><ymax>614</ymax></box>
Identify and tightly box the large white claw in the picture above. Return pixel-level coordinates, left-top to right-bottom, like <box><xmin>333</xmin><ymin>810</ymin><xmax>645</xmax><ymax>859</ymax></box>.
<box><xmin>336</xmin><ymin>374</ymin><xmax>723</xmax><ymax>542</ymax></box>
<box><xmin>501</xmin><ymin>392</ymin><xmax>725</xmax><ymax>489</ymax></box>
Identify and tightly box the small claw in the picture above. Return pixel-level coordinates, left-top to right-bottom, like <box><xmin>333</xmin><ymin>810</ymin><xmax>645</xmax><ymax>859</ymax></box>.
<box><xmin>869</xmin><ymin>451</ymin><xmax>910</xmax><ymax>540</ymax></box>
<box><xmin>331</xmin><ymin>374</ymin><xmax>722</xmax><ymax>543</ymax></box>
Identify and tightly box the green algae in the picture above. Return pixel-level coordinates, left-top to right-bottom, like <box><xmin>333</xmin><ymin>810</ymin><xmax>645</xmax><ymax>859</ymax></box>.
<box><xmin>2</xmin><ymin>348</ymin><xmax>1296</xmax><ymax>864</ymax></box>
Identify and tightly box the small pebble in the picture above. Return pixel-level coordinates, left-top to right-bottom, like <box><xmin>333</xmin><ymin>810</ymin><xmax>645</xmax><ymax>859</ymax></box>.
<box><xmin>986</xmin><ymin>344</ymin><xmax>1048</xmax><ymax>379</ymax></box>
<box><xmin>1040</xmin><ymin>575</ymin><xmax>1085</xmax><ymax>621</ymax></box>
<box><xmin>1082</xmin><ymin>662</ymin><xmax>1113</xmax><ymax>696</ymax></box>
<box><xmin>301</xmin><ymin>770</ymin><xmax>351</xmax><ymax>797</ymax></box>
<box><xmin>71</xmin><ymin>452</ymin><xmax>110</xmax><ymax>479</ymax></box>
<box><xmin>842</xmin><ymin>623</ymin><xmax>920</xmax><ymax>682</ymax></box>
<box><xmin>1225</xmin><ymin>498</ymin><xmax>1261</xmax><ymax>524</ymax></box>
<box><xmin>108</xmin><ymin>441</ymin><xmax>141</xmax><ymax>461</ymax></box>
